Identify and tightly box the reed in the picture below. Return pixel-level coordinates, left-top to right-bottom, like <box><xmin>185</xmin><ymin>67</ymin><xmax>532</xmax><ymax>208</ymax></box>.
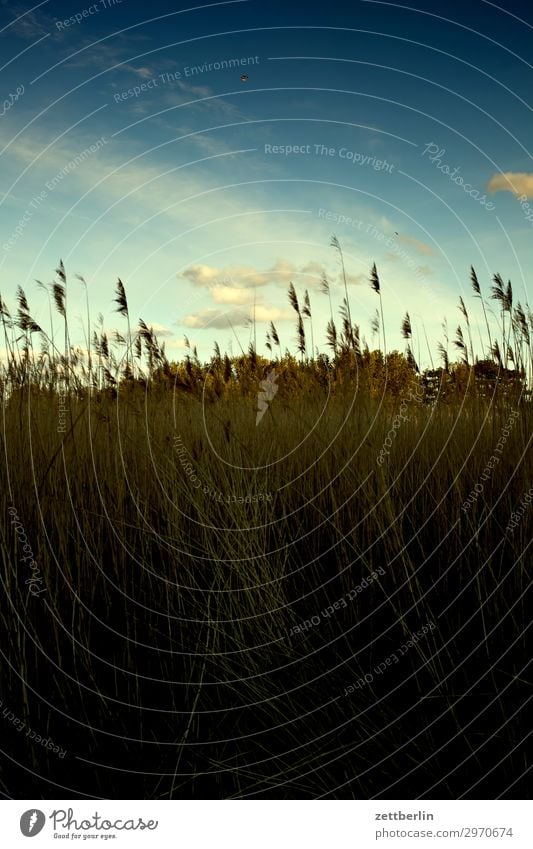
<box><xmin>0</xmin><ymin>243</ymin><xmax>530</xmax><ymax>799</ymax></box>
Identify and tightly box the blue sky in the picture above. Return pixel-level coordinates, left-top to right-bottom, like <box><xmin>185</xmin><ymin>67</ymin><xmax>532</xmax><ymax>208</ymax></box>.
<box><xmin>0</xmin><ymin>0</ymin><xmax>532</xmax><ymax>365</ymax></box>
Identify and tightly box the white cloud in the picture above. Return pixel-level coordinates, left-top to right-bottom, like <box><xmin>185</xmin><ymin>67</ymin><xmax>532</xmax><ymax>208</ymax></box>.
<box><xmin>182</xmin><ymin>307</ymin><xmax>249</xmax><ymax>329</ymax></box>
<box><xmin>181</xmin><ymin>264</ymin><xmax>222</xmax><ymax>287</ymax></box>
<box><xmin>254</xmin><ymin>305</ymin><xmax>292</xmax><ymax>322</ymax></box>
<box><xmin>178</xmin><ymin>259</ymin><xmax>328</xmax><ymax>291</ymax></box>
<box><xmin>128</xmin><ymin>66</ymin><xmax>154</xmax><ymax>79</ymax></box>
<box><xmin>210</xmin><ymin>285</ymin><xmax>256</xmax><ymax>305</ymax></box>
<box><xmin>181</xmin><ymin>305</ymin><xmax>291</xmax><ymax>329</ymax></box>
<box><xmin>149</xmin><ymin>322</ymin><xmax>173</xmax><ymax>338</ymax></box>
<box><xmin>165</xmin><ymin>337</ymin><xmax>193</xmax><ymax>350</ymax></box>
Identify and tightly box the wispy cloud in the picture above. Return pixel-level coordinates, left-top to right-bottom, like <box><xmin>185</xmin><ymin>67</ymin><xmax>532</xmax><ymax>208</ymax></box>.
<box><xmin>173</xmin><ymin>80</ymin><xmax>212</xmax><ymax>98</ymax></box>
<box><xmin>62</xmin><ymin>37</ymin><xmax>152</xmax><ymax>74</ymax></box>
<box><xmin>126</xmin><ymin>65</ymin><xmax>153</xmax><ymax>79</ymax></box>
<box><xmin>396</xmin><ymin>233</ymin><xmax>434</xmax><ymax>256</ymax></box>
<box><xmin>343</xmin><ymin>272</ymin><xmax>366</xmax><ymax>286</ymax></box>
<box><xmin>301</xmin><ymin>260</ymin><xmax>326</xmax><ymax>277</ymax></box>
<box><xmin>1</xmin><ymin>127</ymin><xmax>251</xmax><ymax>231</ymax></box>
<box><xmin>0</xmin><ymin>1</ymin><xmax>52</xmax><ymax>39</ymax></box>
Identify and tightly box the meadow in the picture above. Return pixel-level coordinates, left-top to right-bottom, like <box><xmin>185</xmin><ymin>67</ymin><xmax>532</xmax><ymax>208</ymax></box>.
<box><xmin>0</xmin><ymin>248</ymin><xmax>530</xmax><ymax>798</ymax></box>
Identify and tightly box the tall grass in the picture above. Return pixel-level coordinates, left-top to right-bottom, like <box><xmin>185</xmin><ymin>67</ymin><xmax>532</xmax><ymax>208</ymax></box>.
<box><xmin>0</xmin><ymin>244</ymin><xmax>530</xmax><ymax>799</ymax></box>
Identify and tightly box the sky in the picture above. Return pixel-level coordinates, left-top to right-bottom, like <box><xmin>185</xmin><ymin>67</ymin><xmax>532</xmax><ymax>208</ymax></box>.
<box><xmin>0</xmin><ymin>0</ymin><xmax>532</xmax><ymax>366</ymax></box>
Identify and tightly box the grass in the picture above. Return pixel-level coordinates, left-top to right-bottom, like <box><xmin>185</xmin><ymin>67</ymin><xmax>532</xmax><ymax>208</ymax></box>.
<box><xmin>0</xmin><ymin>247</ymin><xmax>531</xmax><ymax>798</ymax></box>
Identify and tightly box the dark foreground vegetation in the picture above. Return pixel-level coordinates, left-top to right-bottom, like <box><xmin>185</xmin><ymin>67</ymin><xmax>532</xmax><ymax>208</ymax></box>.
<box><xmin>0</xmin><ymin>252</ymin><xmax>531</xmax><ymax>798</ymax></box>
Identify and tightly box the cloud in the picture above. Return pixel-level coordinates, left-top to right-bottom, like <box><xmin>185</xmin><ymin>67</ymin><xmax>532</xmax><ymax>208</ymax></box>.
<box><xmin>114</xmin><ymin>75</ymin><xmax>245</xmax><ymax>125</ymax></box>
<box><xmin>343</xmin><ymin>272</ymin><xmax>366</xmax><ymax>286</ymax></box>
<box><xmin>181</xmin><ymin>265</ymin><xmax>222</xmax><ymax>287</ymax></box>
<box><xmin>210</xmin><ymin>285</ymin><xmax>256</xmax><ymax>305</ymax></box>
<box><xmin>127</xmin><ymin>66</ymin><xmax>153</xmax><ymax>79</ymax></box>
<box><xmin>0</xmin><ymin>126</ymin><xmax>273</xmax><ymax>256</ymax></box>
<box><xmin>0</xmin><ymin>1</ymin><xmax>52</xmax><ymax>38</ymax></box>
<box><xmin>254</xmin><ymin>305</ymin><xmax>292</xmax><ymax>322</ymax></box>
<box><xmin>486</xmin><ymin>172</ymin><xmax>533</xmax><ymax>197</ymax></box>
<box><xmin>180</xmin><ymin>305</ymin><xmax>291</xmax><ymax>329</ymax></box>
<box><xmin>149</xmin><ymin>322</ymin><xmax>173</xmax><ymax>338</ymax></box>
<box><xmin>181</xmin><ymin>308</ymin><xmax>250</xmax><ymax>329</ymax></box>
<box><xmin>375</xmin><ymin>215</ymin><xmax>395</xmax><ymax>232</ymax></box>
<box><xmin>58</xmin><ymin>31</ymin><xmax>155</xmax><ymax>76</ymax></box>
<box><xmin>396</xmin><ymin>234</ymin><xmax>434</xmax><ymax>256</ymax></box>
<box><xmin>165</xmin><ymin>337</ymin><xmax>193</xmax><ymax>350</ymax></box>
<box><xmin>301</xmin><ymin>260</ymin><xmax>326</xmax><ymax>278</ymax></box>
<box><xmin>179</xmin><ymin>259</ymin><xmax>328</xmax><ymax>291</ymax></box>
<box><xmin>172</xmin><ymin>129</ymin><xmax>236</xmax><ymax>158</ymax></box>
<box><xmin>174</xmin><ymin>80</ymin><xmax>212</xmax><ymax>98</ymax></box>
